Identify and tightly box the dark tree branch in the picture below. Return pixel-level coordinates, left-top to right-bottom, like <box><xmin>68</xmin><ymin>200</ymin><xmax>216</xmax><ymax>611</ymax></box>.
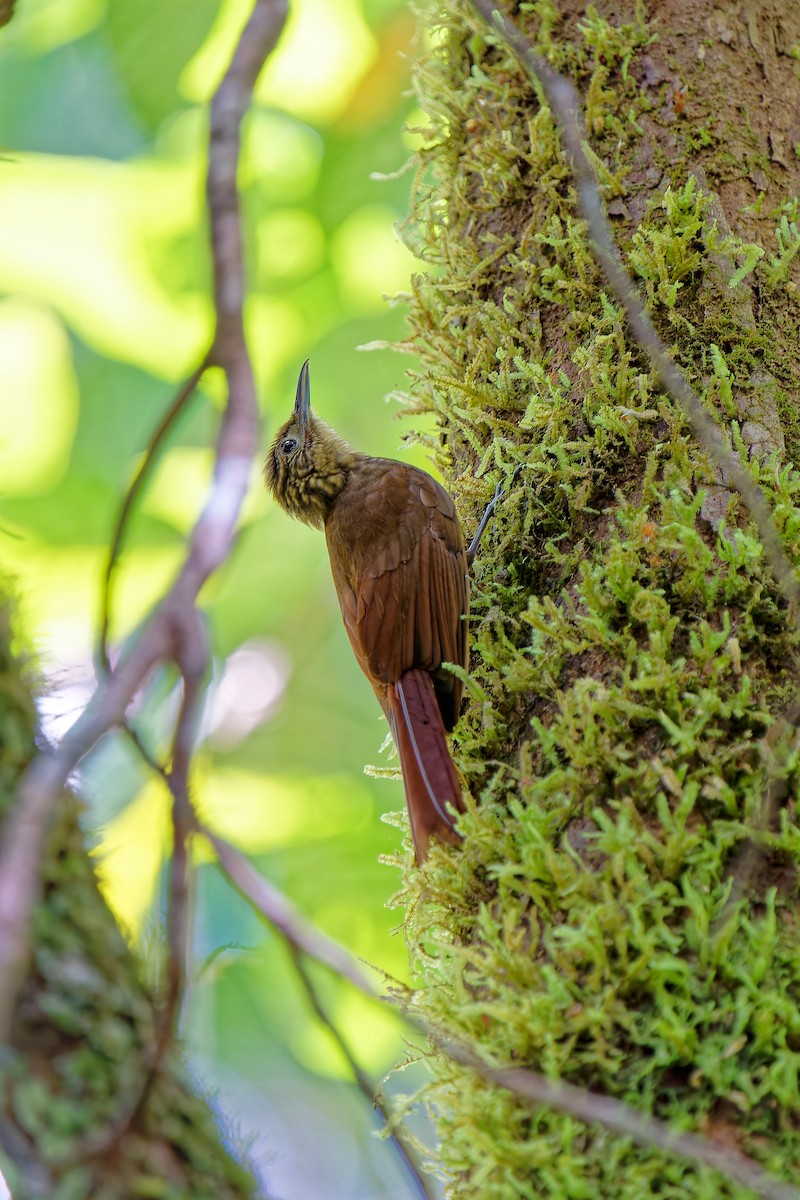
<box><xmin>159</xmin><ymin>609</ymin><xmax>209</xmax><ymax>1051</ymax></box>
<box><xmin>98</xmin><ymin>357</ymin><xmax>211</xmax><ymax>777</ymax></box>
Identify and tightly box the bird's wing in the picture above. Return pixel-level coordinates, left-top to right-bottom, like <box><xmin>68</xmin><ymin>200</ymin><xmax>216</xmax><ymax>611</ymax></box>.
<box><xmin>326</xmin><ymin>462</ymin><xmax>468</xmax><ymax>692</ymax></box>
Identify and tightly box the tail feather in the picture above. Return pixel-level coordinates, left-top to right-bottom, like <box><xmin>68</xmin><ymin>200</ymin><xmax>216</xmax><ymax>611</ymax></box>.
<box><xmin>387</xmin><ymin>669</ymin><xmax>464</xmax><ymax>862</ymax></box>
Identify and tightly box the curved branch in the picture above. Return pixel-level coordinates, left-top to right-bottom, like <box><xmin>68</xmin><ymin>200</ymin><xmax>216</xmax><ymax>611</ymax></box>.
<box><xmin>201</xmin><ymin>824</ymin><xmax>385</xmax><ymax>997</ymax></box>
<box><xmin>99</xmin><ymin>357</ymin><xmax>211</xmax><ymax>676</ymax></box>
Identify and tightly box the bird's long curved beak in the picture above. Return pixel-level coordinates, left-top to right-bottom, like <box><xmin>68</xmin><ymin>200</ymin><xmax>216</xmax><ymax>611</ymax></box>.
<box><xmin>294</xmin><ymin>359</ymin><xmax>311</xmax><ymax>432</ymax></box>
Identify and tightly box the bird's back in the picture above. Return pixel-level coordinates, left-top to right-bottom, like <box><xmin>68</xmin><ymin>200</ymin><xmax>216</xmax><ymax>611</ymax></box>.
<box><xmin>324</xmin><ymin>457</ymin><xmax>468</xmax><ymax>727</ymax></box>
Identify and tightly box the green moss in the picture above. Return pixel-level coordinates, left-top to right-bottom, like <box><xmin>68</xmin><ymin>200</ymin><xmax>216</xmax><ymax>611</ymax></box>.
<box><xmin>764</xmin><ymin>198</ymin><xmax>800</xmax><ymax>287</ymax></box>
<box><xmin>396</xmin><ymin>3</ymin><xmax>800</xmax><ymax>1197</ymax></box>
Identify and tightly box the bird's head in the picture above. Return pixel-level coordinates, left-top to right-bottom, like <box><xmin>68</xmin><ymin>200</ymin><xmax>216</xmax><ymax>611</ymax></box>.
<box><xmin>265</xmin><ymin>360</ymin><xmax>358</xmax><ymax>529</ymax></box>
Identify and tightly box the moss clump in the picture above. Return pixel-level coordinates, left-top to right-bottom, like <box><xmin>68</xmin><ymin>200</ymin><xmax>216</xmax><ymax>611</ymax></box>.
<box><xmin>396</xmin><ymin>3</ymin><xmax>800</xmax><ymax>1197</ymax></box>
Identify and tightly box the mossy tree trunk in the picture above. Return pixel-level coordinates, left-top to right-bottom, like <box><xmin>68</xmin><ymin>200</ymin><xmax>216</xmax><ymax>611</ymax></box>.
<box><xmin>401</xmin><ymin>1</ymin><xmax>800</xmax><ymax>1196</ymax></box>
<box><xmin>0</xmin><ymin>605</ymin><xmax>258</xmax><ymax>1200</ymax></box>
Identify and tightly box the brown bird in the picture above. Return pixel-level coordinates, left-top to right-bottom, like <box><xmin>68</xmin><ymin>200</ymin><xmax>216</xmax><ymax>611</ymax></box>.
<box><xmin>265</xmin><ymin>360</ymin><xmax>468</xmax><ymax>862</ymax></box>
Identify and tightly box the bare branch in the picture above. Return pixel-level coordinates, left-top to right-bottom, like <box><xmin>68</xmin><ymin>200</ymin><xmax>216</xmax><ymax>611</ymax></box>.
<box><xmin>80</xmin><ymin>627</ymin><xmax>210</xmax><ymax>1165</ymax></box>
<box><xmin>0</xmin><ymin>0</ymin><xmax>288</xmax><ymax>1043</ymax></box>
<box><xmin>467</xmin><ymin>0</ymin><xmax>800</xmax><ymax>616</ymax></box>
<box><xmin>204</xmin><ymin>0</ymin><xmax>288</xmax><ymax>480</ymax></box>
<box><xmin>438</xmin><ymin>1040</ymin><xmax>800</xmax><ymax>1200</ymax></box>
<box><xmin>159</xmin><ymin>609</ymin><xmax>209</xmax><ymax>1051</ymax></box>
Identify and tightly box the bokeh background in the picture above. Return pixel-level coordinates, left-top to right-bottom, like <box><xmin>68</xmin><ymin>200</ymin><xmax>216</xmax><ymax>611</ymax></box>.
<box><xmin>0</xmin><ymin>1</ymin><xmax>441</xmax><ymax>1195</ymax></box>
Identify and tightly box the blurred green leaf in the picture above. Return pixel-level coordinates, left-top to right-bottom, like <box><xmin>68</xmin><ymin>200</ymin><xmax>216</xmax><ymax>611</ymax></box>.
<box><xmin>0</xmin><ymin>33</ymin><xmax>145</xmax><ymax>157</ymax></box>
<box><xmin>105</xmin><ymin>0</ymin><xmax>219</xmax><ymax>134</ymax></box>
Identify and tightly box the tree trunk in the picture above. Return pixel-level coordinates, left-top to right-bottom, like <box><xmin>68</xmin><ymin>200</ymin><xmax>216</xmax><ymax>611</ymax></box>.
<box><xmin>401</xmin><ymin>1</ymin><xmax>800</xmax><ymax>1195</ymax></box>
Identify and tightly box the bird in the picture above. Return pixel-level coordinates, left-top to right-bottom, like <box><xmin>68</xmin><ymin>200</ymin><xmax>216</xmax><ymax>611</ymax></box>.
<box><xmin>265</xmin><ymin>360</ymin><xmax>468</xmax><ymax>862</ymax></box>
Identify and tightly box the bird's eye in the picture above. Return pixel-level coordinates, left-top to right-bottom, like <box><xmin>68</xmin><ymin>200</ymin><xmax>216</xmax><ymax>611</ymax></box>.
<box><xmin>281</xmin><ymin>437</ymin><xmax>298</xmax><ymax>455</ymax></box>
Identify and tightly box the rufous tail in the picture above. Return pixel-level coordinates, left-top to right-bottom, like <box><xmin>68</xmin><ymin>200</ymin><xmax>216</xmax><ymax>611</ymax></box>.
<box><xmin>386</xmin><ymin>668</ymin><xmax>464</xmax><ymax>863</ymax></box>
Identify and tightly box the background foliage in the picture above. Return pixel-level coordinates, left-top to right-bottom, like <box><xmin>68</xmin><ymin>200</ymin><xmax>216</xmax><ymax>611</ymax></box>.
<box><xmin>0</xmin><ymin>1</ymin><xmax>435</xmax><ymax>1196</ymax></box>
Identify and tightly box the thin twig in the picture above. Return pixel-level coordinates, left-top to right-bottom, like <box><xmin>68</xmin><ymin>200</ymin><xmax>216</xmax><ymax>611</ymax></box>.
<box><xmin>204</xmin><ymin>829</ymin><xmax>799</xmax><ymax>1200</ymax></box>
<box><xmin>65</xmin><ymin>627</ymin><xmax>209</xmax><ymax>1166</ymax></box>
<box><xmin>467</xmin><ymin>0</ymin><xmax>800</xmax><ymax>616</ymax></box>
<box><xmin>208</xmin><ymin>828</ymin><xmax>437</xmax><ymax>1192</ymax></box>
<box><xmin>98</xmin><ymin>356</ymin><xmax>211</xmax><ymax>675</ymax></box>
<box><xmin>118</xmin><ymin>617</ymin><xmax>208</xmax><ymax>1144</ymax></box>
<box><xmin>288</xmin><ymin>947</ymin><xmax>438</xmax><ymax>1200</ymax></box>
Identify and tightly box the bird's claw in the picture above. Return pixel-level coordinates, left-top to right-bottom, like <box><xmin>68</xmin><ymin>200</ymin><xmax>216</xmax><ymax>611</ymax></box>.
<box><xmin>467</xmin><ymin>464</ymin><xmax>523</xmax><ymax>563</ymax></box>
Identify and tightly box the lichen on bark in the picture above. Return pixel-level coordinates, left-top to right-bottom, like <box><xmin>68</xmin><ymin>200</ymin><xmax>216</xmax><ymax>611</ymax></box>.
<box><xmin>396</xmin><ymin>2</ymin><xmax>800</xmax><ymax>1196</ymax></box>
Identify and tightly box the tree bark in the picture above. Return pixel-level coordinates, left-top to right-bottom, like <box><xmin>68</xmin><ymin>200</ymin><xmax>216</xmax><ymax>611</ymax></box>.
<box><xmin>401</xmin><ymin>1</ymin><xmax>800</xmax><ymax>1196</ymax></box>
